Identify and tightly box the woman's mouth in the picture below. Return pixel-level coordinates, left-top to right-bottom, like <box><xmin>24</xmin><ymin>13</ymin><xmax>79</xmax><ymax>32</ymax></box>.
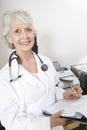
<box><xmin>20</xmin><ymin>40</ymin><xmax>31</xmax><ymax>45</ymax></box>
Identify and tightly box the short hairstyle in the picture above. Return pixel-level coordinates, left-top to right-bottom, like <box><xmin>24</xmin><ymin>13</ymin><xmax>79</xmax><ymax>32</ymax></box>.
<box><xmin>2</xmin><ymin>9</ymin><xmax>36</xmax><ymax>39</ymax></box>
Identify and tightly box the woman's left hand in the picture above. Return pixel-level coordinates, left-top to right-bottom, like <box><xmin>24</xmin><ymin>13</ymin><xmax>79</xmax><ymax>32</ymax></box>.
<box><xmin>63</xmin><ymin>86</ymin><xmax>83</xmax><ymax>99</ymax></box>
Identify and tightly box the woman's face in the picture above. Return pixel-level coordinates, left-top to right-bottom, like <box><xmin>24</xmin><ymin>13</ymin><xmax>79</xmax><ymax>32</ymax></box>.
<box><xmin>7</xmin><ymin>19</ymin><xmax>35</xmax><ymax>52</ymax></box>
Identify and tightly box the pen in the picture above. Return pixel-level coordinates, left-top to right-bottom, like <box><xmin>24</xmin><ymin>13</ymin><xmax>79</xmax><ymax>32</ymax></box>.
<box><xmin>71</xmin><ymin>87</ymin><xmax>79</xmax><ymax>97</ymax></box>
<box><xmin>71</xmin><ymin>87</ymin><xmax>77</xmax><ymax>93</ymax></box>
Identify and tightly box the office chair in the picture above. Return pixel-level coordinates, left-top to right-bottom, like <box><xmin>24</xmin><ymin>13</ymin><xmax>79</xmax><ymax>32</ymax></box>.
<box><xmin>0</xmin><ymin>123</ymin><xmax>5</xmax><ymax>130</ymax></box>
<box><xmin>32</xmin><ymin>36</ymin><xmax>38</xmax><ymax>54</ymax></box>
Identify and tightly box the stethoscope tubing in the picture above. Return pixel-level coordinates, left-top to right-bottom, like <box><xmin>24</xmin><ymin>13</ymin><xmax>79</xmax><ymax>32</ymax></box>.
<box><xmin>9</xmin><ymin>51</ymin><xmax>48</xmax><ymax>82</ymax></box>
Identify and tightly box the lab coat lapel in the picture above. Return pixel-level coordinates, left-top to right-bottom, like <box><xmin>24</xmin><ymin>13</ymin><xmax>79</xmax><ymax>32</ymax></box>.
<box><xmin>34</xmin><ymin>53</ymin><xmax>49</xmax><ymax>86</ymax></box>
<box><xmin>21</xmin><ymin>53</ymin><xmax>50</xmax><ymax>99</ymax></box>
<box><xmin>34</xmin><ymin>53</ymin><xmax>50</xmax><ymax>96</ymax></box>
<box><xmin>20</xmin><ymin>61</ymin><xmax>50</xmax><ymax>90</ymax></box>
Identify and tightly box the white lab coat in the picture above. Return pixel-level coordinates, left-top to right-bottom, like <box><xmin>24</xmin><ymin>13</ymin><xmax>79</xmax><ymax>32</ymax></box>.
<box><xmin>0</xmin><ymin>53</ymin><xmax>65</xmax><ymax>130</ymax></box>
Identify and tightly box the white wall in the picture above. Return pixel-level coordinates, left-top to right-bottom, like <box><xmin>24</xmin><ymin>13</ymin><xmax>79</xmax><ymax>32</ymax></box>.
<box><xmin>0</xmin><ymin>0</ymin><xmax>87</xmax><ymax>68</ymax></box>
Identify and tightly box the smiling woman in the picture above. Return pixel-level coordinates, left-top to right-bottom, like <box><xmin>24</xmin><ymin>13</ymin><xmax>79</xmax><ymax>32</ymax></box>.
<box><xmin>2</xmin><ymin>10</ymin><xmax>36</xmax><ymax>51</ymax></box>
<box><xmin>6</xmin><ymin>20</ymin><xmax>35</xmax><ymax>52</ymax></box>
<box><xmin>0</xmin><ymin>9</ymin><xmax>83</xmax><ymax>130</ymax></box>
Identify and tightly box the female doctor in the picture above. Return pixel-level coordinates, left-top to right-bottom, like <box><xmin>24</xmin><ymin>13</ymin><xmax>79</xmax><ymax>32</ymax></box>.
<box><xmin>0</xmin><ymin>9</ymin><xmax>83</xmax><ymax>130</ymax></box>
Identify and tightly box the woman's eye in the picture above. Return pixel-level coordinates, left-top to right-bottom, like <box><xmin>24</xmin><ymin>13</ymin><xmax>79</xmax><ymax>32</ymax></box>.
<box><xmin>26</xmin><ymin>28</ymin><xmax>32</xmax><ymax>32</ymax></box>
<box><xmin>15</xmin><ymin>29</ymin><xmax>20</xmax><ymax>33</ymax></box>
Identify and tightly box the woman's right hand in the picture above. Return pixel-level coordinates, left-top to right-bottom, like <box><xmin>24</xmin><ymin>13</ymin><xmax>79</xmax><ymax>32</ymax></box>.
<box><xmin>50</xmin><ymin>110</ymin><xmax>67</xmax><ymax>128</ymax></box>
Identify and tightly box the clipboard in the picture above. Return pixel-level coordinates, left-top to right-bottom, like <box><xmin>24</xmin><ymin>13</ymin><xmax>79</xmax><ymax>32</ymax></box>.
<box><xmin>43</xmin><ymin>110</ymin><xmax>87</xmax><ymax>123</ymax></box>
<box><xmin>60</xmin><ymin>115</ymin><xmax>87</xmax><ymax>123</ymax></box>
<box><xmin>43</xmin><ymin>95</ymin><xmax>87</xmax><ymax>123</ymax></box>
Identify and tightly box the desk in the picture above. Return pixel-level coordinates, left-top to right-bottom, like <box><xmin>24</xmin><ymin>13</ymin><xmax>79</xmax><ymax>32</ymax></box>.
<box><xmin>64</xmin><ymin>121</ymin><xmax>80</xmax><ymax>130</ymax></box>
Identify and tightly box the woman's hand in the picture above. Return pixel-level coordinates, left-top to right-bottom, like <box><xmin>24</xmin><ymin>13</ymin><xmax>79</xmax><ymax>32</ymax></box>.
<box><xmin>63</xmin><ymin>86</ymin><xmax>83</xmax><ymax>99</ymax></box>
<box><xmin>50</xmin><ymin>110</ymin><xmax>67</xmax><ymax>127</ymax></box>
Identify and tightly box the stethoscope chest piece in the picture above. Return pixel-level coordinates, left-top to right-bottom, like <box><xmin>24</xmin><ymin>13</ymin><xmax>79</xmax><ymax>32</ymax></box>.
<box><xmin>36</xmin><ymin>54</ymin><xmax>48</xmax><ymax>71</ymax></box>
<box><xmin>41</xmin><ymin>64</ymin><xmax>48</xmax><ymax>71</ymax></box>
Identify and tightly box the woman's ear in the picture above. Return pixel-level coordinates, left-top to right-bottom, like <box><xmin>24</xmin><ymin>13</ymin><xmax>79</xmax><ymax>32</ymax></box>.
<box><xmin>6</xmin><ymin>35</ymin><xmax>12</xmax><ymax>43</ymax></box>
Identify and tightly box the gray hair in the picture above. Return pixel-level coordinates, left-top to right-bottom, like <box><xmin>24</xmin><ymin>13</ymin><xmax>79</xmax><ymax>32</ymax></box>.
<box><xmin>2</xmin><ymin>9</ymin><xmax>36</xmax><ymax>39</ymax></box>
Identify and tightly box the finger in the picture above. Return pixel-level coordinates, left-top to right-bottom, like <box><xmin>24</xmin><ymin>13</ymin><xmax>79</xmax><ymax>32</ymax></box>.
<box><xmin>74</xmin><ymin>87</ymin><xmax>83</xmax><ymax>96</ymax></box>
<box><xmin>56</xmin><ymin>117</ymin><xmax>67</xmax><ymax>125</ymax></box>
<box><xmin>54</xmin><ymin>109</ymin><xmax>64</xmax><ymax>117</ymax></box>
<box><xmin>73</xmin><ymin>86</ymin><xmax>82</xmax><ymax>92</ymax></box>
<box><xmin>78</xmin><ymin>88</ymin><xmax>83</xmax><ymax>94</ymax></box>
<box><xmin>70</xmin><ymin>88</ymin><xmax>78</xmax><ymax>96</ymax></box>
<box><xmin>72</xmin><ymin>86</ymin><xmax>83</xmax><ymax>95</ymax></box>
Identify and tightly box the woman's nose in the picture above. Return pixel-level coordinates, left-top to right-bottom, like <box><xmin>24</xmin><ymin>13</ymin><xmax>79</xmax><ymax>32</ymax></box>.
<box><xmin>22</xmin><ymin>30</ymin><xmax>28</xmax><ymax>38</ymax></box>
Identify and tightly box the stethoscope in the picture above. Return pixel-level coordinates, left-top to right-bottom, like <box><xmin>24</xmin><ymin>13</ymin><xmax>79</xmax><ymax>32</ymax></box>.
<box><xmin>9</xmin><ymin>51</ymin><xmax>48</xmax><ymax>82</ymax></box>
